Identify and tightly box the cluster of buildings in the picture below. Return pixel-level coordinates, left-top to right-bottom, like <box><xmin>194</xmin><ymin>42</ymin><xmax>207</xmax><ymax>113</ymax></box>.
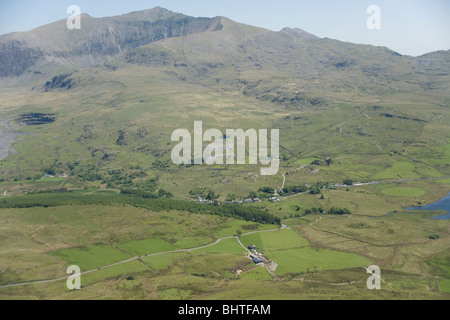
<box><xmin>226</xmin><ymin>198</ymin><xmax>261</xmax><ymax>205</ymax></box>
<box><xmin>195</xmin><ymin>197</ymin><xmax>214</xmax><ymax>204</ymax></box>
<box><xmin>268</xmin><ymin>196</ymin><xmax>280</xmax><ymax>202</ymax></box>
<box><xmin>42</xmin><ymin>173</ymin><xmax>68</xmax><ymax>178</ymax></box>
<box><xmin>195</xmin><ymin>197</ymin><xmax>265</xmax><ymax>205</ymax></box>
<box><xmin>247</xmin><ymin>245</ymin><xmax>270</xmax><ymax>265</ymax></box>
<box><xmin>195</xmin><ymin>196</ymin><xmax>281</xmax><ymax>205</ymax></box>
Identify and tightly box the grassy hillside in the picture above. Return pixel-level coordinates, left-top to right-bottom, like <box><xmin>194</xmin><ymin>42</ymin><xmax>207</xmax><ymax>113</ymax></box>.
<box><xmin>0</xmin><ymin>7</ymin><xmax>449</xmax><ymax>300</ymax></box>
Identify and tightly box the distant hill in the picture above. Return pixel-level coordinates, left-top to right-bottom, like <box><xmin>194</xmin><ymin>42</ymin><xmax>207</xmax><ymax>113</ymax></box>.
<box><xmin>0</xmin><ymin>7</ymin><xmax>449</xmax><ymax>192</ymax></box>
<box><xmin>0</xmin><ymin>7</ymin><xmax>224</xmax><ymax>78</ymax></box>
<box><xmin>1</xmin><ymin>6</ymin><xmax>448</xmax><ymax>100</ymax></box>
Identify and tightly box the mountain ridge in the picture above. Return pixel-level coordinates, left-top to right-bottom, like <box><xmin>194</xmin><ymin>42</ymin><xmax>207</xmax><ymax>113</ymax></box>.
<box><xmin>0</xmin><ymin>6</ymin><xmax>449</xmax><ymax>98</ymax></box>
<box><xmin>0</xmin><ymin>7</ymin><xmax>228</xmax><ymax>79</ymax></box>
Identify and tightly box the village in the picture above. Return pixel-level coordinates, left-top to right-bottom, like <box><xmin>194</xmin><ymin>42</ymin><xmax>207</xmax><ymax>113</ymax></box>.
<box><xmin>195</xmin><ymin>196</ymin><xmax>280</xmax><ymax>205</ymax></box>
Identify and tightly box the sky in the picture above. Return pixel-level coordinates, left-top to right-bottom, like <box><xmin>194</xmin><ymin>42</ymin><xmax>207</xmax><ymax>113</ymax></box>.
<box><xmin>0</xmin><ymin>0</ymin><xmax>449</xmax><ymax>56</ymax></box>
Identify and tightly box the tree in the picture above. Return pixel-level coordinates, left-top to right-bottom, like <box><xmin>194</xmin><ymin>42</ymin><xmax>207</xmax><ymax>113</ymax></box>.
<box><xmin>206</xmin><ymin>190</ymin><xmax>219</xmax><ymax>201</ymax></box>
<box><xmin>248</xmin><ymin>191</ymin><xmax>258</xmax><ymax>199</ymax></box>
<box><xmin>44</xmin><ymin>167</ymin><xmax>56</xmax><ymax>175</ymax></box>
<box><xmin>329</xmin><ymin>207</ymin><xmax>352</xmax><ymax>215</ymax></box>
<box><xmin>311</xmin><ymin>159</ymin><xmax>324</xmax><ymax>166</ymax></box>
<box><xmin>158</xmin><ymin>188</ymin><xmax>173</xmax><ymax>198</ymax></box>
<box><xmin>259</xmin><ymin>186</ymin><xmax>275</xmax><ymax>194</ymax></box>
<box><xmin>310</xmin><ymin>187</ymin><xmax>321</xmax><ymax>195</ymax></box>
<box><xmin>343</xmin><ymin>179</ymin><xmax>353</xmax><ymax>186</ymax></box>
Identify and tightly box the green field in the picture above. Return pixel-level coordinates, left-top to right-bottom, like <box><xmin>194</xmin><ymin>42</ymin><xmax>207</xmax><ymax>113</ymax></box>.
<box><xmin>49</xmin><ymin>245</ymin><xmax>131</xmax><ymax>271</ymax></box>
<box><xmin>82</xmin><ymin>260</ymin><xmax>148</xmax><ymax>286</ymax></box>
<box><xmin>439</xmin><ymin>279</ymin><xmax>450</xmax><ymax>294</ymax></box>
<box><xmin>240</xmin><ymin>228</ymin><xmax>309</xmax><ymax>252</ymax></box>
<box><xmin>241</xmin><ymin>228</ymin><xmax>369</xmax><ymax>276</ymax></box>
<box><xmin>0</xmin><ymin>7</ymin><xmax>449</xmax><ymax>300</ymax></box>
<box><xmin>141</xmin><ymin>253</ymin><xmax>188</xmax><ymax>271</ymax></box>
<box><xmin>381</xmin><ymin>187</ymin><xmax>426</xmax><ymax>197</ymax></box>
<box><xmin>0</xmin><ymin>182</ymin><xmax>448</xmax><ymax>300</ymax></box>
<box><xmin>239</xmin><ymin>267</ymin><xmax>273</xmax><ymax>280</ymax></box>
<box><xmin>117</xmin><ymin>239</ymin><xmax>176</xmax><ymax>257</ymax></box>
<box><xmin>269</xmin><ymin>247</ymin><xmax>370</xmax><ymax>276</ymax></box>
<box><xmin>192</xmin><ymin>237</ymin><xmax>247</xmax><ymax>256</ymax></box>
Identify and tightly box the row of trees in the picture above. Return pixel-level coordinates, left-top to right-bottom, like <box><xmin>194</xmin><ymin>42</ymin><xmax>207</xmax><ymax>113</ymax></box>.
<box><xmin>0</xmin><ymin>192</ymin><xmax>280</xmax><ymax>225</ymax></box>
<box><xmin>282</xmin><ymin>181</ymin><xmax>330</xmax><ymax>196</ymax></box>
<box><xmin>189</xmin><ymin>187</ymin><xmax>220</xmax><ymax>200</ymax></box>
<box><xmin>120</xmin><ymin>187</ymin><xmax>173</xmax><ymax>199</ymax></box>
<box><xmin>304</xmin><ymin>206</ymin><xmax>352</xmax><ymax>215</ymax></box>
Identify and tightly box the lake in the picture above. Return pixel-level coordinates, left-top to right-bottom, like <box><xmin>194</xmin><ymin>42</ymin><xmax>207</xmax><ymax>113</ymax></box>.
<box><xmin>405</xmin><ymin>192</ymin><xmax>450</xmax><ymax>220</ymax></box>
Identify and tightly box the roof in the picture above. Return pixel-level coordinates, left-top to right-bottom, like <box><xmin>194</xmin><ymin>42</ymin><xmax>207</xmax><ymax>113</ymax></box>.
<box><xmin>252</xmin><ymin>257</ymin><xmax>264</xmax><ymax>264</ymax></box>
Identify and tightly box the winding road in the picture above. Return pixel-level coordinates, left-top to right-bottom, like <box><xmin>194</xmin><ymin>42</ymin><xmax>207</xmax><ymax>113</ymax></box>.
<box><xmin>0</xmin><ymin>226</ymin><xmax>285</xmax><ymax>289</ymax></box>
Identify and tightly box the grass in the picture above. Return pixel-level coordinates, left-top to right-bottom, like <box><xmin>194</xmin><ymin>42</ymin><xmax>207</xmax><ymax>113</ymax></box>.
<box><xmin>0</xmin><ymin>16</ymin><xmax>450</xmax><ymax>300</ymax></box>
<box><xmin>0</xmin><ymin>76</ymin><xmax>449</xmax><ymax>299</ymax></box>
<box><xmin>268</xmin><ymin>247</ymin><xmax>370</xmax><ymax>276</ymax></box>
<box><xmin>239</xmin><ymin>267</ymin><xmax>273</xmax><ymax>280</ymax></box>
<box><xmin>141</xmin><ymin>253</ymin><xmax>187</xmax><ymax>271</ymax></box>
<box><xmin>0</xmin><ymin>187</ymin><xmax>447</xmax><ymax>300</ymax></box>
<box><xmin>0</xmin><ymin>204</ymin><xmax>272</xmax><ymax>287</ymax></box>
<box><xmin>381</xmin><ymin>187</ymin><xmax>426</xmax><ymax>197</ymax></box>
<box><xmin>240</xmin><ymin>228</ymin><xmax>309</xmax><ymax>252</ymax></box>
<box><xmin>192</xmin><ymin>237</ymin><xmax>247</xmax><ymax>256</ymax></box>
<box><xmin>210</xmin><ymin>221</ymin><xmax>276</xmax><ymax>239</ymax></box>
<box><xmin>240</xmin><ymin>233</ymin><xmax>265</xmax><ymax>252</ymax></box>
<box><xmin>293</xmin><ymin>158</ymin><xmax>317</xmax><ymax>166</ymax></box>
<box><xmin>293</xmin><ymin>211</ymin><xmax>450</xmax><ymax>276</ymax></box>
<box><xmin>240</xmin><ymin>227</ymin><xmax>370</xmax><ymax>278</ymax></box>
<box><xmin>2</xmin><ymin>61</ymin><xmax>449</xmax><ymax>202</ymax></box>
<box><xmin>173</xmin><ymin>237</ymin><xmax>213</xmax><ymax>249</ymax></box>
<box><xmin>117</xmin><ymin>239</ymin><xmax>176</xmax><ymax>257</ymax></box>
<box><xmin>49</xmin><ymin>244</ymin><xmax>131</xmax><ymax>271</ymax></box>
<box><xmin>439</xmin><ymin>279</ymin><xmax>450</xmax><ymax>294</ymax></box>
<box><xmin>181</xmin><ymin>253</ymin><xmax>251</xmax><ymax>278</ymax></box>
<box><xmin>82</xmin><ymin>260</ymin><xmax>148</xmax><ymax>285</ymax></box>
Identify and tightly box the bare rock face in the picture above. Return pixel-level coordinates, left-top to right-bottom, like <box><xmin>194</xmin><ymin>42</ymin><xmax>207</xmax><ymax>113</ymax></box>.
<box><xmin>0</xmin><ymin>7</ymin><xmax>224</xmax><ymax>79</ymax></box>
<box><xmin>0</xmin><ymin>40</ymin><xmax>43</xmax><ymax>77</ymax></box>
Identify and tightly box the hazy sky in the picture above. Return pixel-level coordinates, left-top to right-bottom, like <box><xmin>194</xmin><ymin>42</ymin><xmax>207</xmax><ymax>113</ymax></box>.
<box><xmin>0</xmin><ymin>0</ymin><xmax>449</xmax><ymax>56</ymax></box>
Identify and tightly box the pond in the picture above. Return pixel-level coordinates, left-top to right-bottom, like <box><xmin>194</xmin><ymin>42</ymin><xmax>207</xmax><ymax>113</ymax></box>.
<box><xmin>405</xmin><ymin>192</ymin><xmax>450</xmax><ymax>220</ymax></box>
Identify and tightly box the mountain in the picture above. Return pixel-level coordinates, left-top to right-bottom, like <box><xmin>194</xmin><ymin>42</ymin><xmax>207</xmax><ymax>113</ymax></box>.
<box><xmin>1</xmin><ymin>7</ymin><xmax>450</xmax><ymax>301</ymax></box>
<box><xmin>0</xmin><ymin>7</ymin><xmax>223</xmax><ymax>79</ymax></box>
<box><xmin>1</xmin><ymin>6</ymin><xmax>448</xmax><ymax>99</ymax></box>
<box><xmin>0</xmin><ymin>7</ymin><xmax>449</xmax><ymax>189</ymax></box>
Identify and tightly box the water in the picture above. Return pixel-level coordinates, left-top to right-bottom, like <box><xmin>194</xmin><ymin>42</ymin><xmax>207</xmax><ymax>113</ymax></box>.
<box><xmin>405</xmin><ymin>192</ymin><xmax>450</xmax><ymax>220</ymax></box>
<box><xmin>0</xmin><ymin>117</ymin><xmax>26</xmax><ymax>161</ymax></box>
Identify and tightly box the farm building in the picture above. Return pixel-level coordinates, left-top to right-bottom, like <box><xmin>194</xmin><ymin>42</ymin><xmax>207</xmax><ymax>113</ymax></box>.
<box><xmin>269</xmin><ymin>197</ymin><xmax>280</xmax><ymax>202</ymax></box>
<box><xmin>195</xmin><ymin>197</ymin><xmax>213</xmax><ymax>204</ymax></box>
<box><xmin>248</xmin><ymin>245</ymin><xmax>257</xmax><ymax>250</ymax></box>
<box><xmin>252</xmin><ymin>257</ymin><xmax>264</xmax><ymax>264</ymax></box>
